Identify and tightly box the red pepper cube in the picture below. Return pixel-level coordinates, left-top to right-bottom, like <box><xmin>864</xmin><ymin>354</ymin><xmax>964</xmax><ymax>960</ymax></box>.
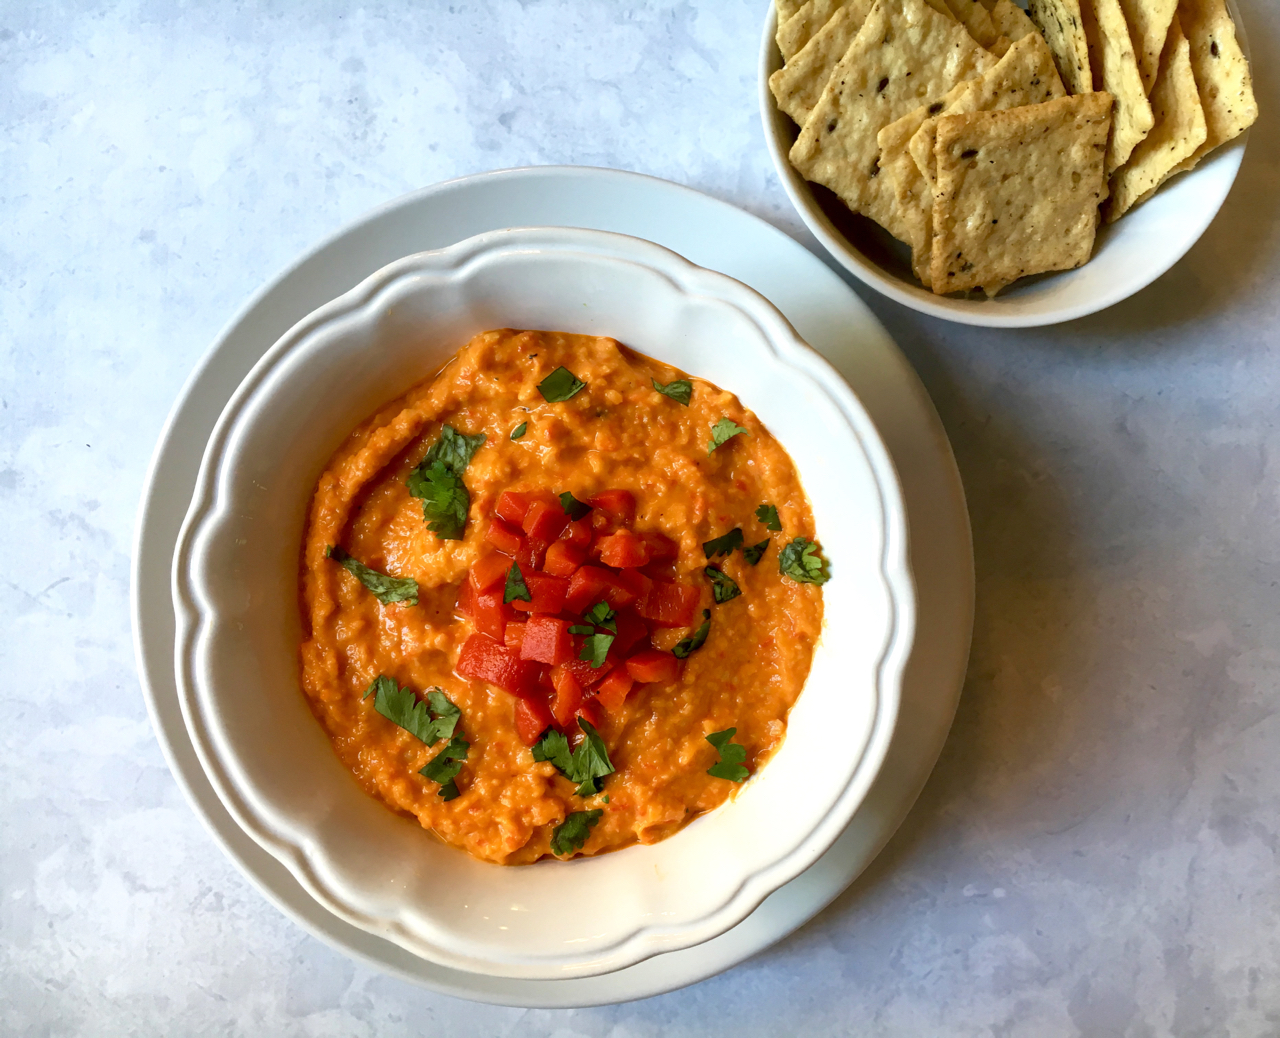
<box><xmin>509</xmin><ymin>571</ymin><xmax>569</xmax><ymax>615</ymax></box>
<box><xmin>639</xmin><ymin>581</ymin><xmax>701</xmax><ymax>628</ymax></box>
<box><xmin>485</xmin><ymin>517</ymin><xmax>524</xmax><ymax>557</ymax></box>
<box><xmin>611</xmin><ymin>609</ymin><xmax>650</xmax><ymax>656</ymax></box>
<box><xmin>588</xmin><ymin>489</ymin><xmax>636</xmax><ymax>525</ymax></box>
<box><xmin>543</xmin><ymin>539</ymin><xmax>587</xmax><ymax>577</ymax></box>
<box><xmin>471</xmin><ymin>588</ymin><xmax>514</xmax><ymax>641</ymax></box>
<box><xmin>595</xmin><ymin>529</ymin><xmax>651</xmax><ymax>568</ymax></box>
<box><xmin>576</xmin><ymin>697</ymin><xmax>605</xmax><ymax>731</ymax></box>
<box><xmin>625</xmin><ymin>649</ymin><xmax>683</xmax><ymax>684</ymax></box>
<box><xmin>469</xmin><ymin>552</ymin><xmax>511</xmax><ymax>594</ymax></box>
<box><xmin>640</xmin><ymin>531</ymin><xmax>679</xmax><ymax>562</ymax></box>
<box><xmin>561</xmin><ymin>654</ymin><xmax>614</xmax><ymax>690</ymax></box>
<box><xmin>564</xmin><ymin>565</ymin><xmax>614</xmax><ymax>615</ymax></box>
<box><xmin>520</xmin><ymin>616</ymin><xmax>574</xmax><ymax>666</ymax></box>
<box><xmin>559</xmin><ymin>518</ymin><xmax>593</xmax><ymax>547</ymax></box>
<box><xmin>504</xmin><ymin>621</ymin><xmax>527</xmax><ymax>652</ymax></box>
<box><xmin>600</xmin><ymin>568</ymin><xmax>652</xmax><ymax>609</ymax></box>
<box><xmin>593</xmin><ymin>666</ymin><xmax>635</xmax><ymax>713</ymax></box>
<box><xmin>495</xmin><ymin>490</ymin><xmax>534</xmax><ymax>526</ymax></box>
<box><xmin>456</xmin><ymin>577</ymin><xmax>477</xmax><ymax>621</ymax></box>
<box><xmin>514</xmin><ymin>695</ymin><xmax>555</xmax><ymax>746</ymax></box>
<box><xmin>522</xmin><ymin>499</ymin><xmax>570</xmax><ymax>544</ymax></box>
<box><xmin>549</xmin><ymin>664</ymin><xmax>585</xmax><ymax>728</ymax></box>
<box><xmin>456</xmin><ymin>633</ymin><xmax>541</xmax><ymax>698</ymax></box>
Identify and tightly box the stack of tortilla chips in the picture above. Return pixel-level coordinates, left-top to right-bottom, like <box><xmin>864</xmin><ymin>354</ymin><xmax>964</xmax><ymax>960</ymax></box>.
<box><xmin>770</xmin><ymin>0</ymin><xmax>1256</xmax><ymax>296</ymax></box>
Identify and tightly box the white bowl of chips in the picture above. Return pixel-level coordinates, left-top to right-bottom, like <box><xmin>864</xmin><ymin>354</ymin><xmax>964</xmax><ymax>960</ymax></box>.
<box><xmin>760</xmin><ymin>0</ymin><xmax>1254</xmax><ymax>327</ymax></box>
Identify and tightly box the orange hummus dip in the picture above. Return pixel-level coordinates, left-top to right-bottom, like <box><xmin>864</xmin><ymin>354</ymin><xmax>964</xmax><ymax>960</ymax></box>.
<box><xmin>299</xmin><ymin>329</ymin><xmax>823</xmax><ymax>864</ymax></box>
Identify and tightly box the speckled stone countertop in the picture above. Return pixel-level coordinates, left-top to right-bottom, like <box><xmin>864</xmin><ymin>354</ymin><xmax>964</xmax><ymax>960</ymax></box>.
<box><xmin>4</xmin><ymin>1</ymin><xmax>1279</xmax><ymax>1034</ymax></box>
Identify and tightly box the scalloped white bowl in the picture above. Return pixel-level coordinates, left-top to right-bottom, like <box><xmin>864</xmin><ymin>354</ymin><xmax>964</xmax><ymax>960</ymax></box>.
<box><xmin>172</xmin><ymin>227</ymin><xmax>914</xmax><ymax>979</ymax></box>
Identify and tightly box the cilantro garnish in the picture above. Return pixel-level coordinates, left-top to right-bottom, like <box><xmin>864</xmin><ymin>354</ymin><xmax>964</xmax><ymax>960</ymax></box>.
<box><xmin>367</xmin><ymin>676</ymin><xmax>460</xmax><ymax>745</ymax></box>
<box><xmin>707</xmin><ymin>418</ymin><xmax>749</xmax><ymax>455</ymax></box>
<box><xmin>405</xmin><ymin>425</ymin><xmax>486</xmax><ymax>540</ymax></box>
<box><xmin>533</xmin><ymin>718</ymin><xmax>616</xmax><ymax>797</ymax></box>
<box><xmin>419</xmin><ymin>733</ymin><xmax>469</xmax><ymax>800</ymax></box>
<box><xmin>551</xmin><ymin>809</ymin><xmax>603</xmax><ymax>856</ymax></box>
<box><xmin>743</xmin><ymin>539</ymin><xmax>770</xmax><ymax>566</ymax></box>
<box><xmin>538</xmin><ymin>366</ymin><xmax>586</xmax><ymax>402</ymax></box>
<box><xmin>702</xmin><ymin>528</ymin><xmax>744</xmax><ymax>559</ymax></box>
<box><xmin>673</xmin><ymin>609</ymin><xmax>711</xmax><ymax>659</ymax></box>
<box><xmin>706</xmin><ymin>728</ymin><xmax>750</xmax><ymax>782</ymax></box>
<box><xmin>510</xmin><ymin>422</ymin><xmax>527</xmax><ymax>440</ymax></box>
<box><xmin>568</xmin><ymin>624</ymin><xmax>594</xmax><ymax>635</ymax></box>
<box><xmin>559</xmin><ymin>491</ymin><xmax>592</xmax><ymax>521</ymax></box>
<box><xmin>652</xmin><ymin>378</ymin><xmax>692</xmax><ymax>405</ymax></box>
<box><xmin>504</xmin><ymin>561</ymin><xmax>532</xmax><ymax>604</ymax></box>
<box><xmin>579</xmin><ymin>631</ymin><xmax>615</xmax><ymax>669</ymax></box>
<box><xmin>704</xmin><ymin>566</ymin><xmax>741</xmax><ymax>604</ymax></box>
<box><xmin>583</xmin><ymin>601</ymin><xmax>617</xmax><ymax>632</ymax></box>
<box><xmin>778</xmin><ymin>537</ymin><xmax>831</xmax><ymax>585</ymax></box>
<box><xmin>326</xmin><ymin>546</ymin><xmax>418</xmax><ymax>606</ymax></box>
<box><xmin>755</xmin><ymin>503</ymin><xmax>782</xmax><ymax>531</ymax></box>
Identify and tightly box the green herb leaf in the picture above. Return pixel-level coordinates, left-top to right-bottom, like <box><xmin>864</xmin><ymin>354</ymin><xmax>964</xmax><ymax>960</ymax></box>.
<box><xmin>673</xmin><ymin>609</ymin><xmax>711</xmax><ymax>659</ymax></box>
<box><xmin>707</xmin><ymin>417</ymin><xmax>749</xmax><ymax>455</ymax></box>
<box><xmin>420</xmin><ymin>425</ymin><xmax>486</xmax><ymax>475</ymax></box>
<box><xmin>568</xmin><ymin>624</ymin><xmax>595</xmax><ymax>636</ymax></box>
<box><xmin>702</xmin><ymin>528</ymin><xmax>744</xmax><ymax>559</ymax></box>
<box><xmin>569</xmin><ymin>719</ymin><xmax>616</xmax><ymax>796</ymax></box>
<box><xmin>424</xmin><ymin>690</ymin><xmax>461</xmax><ymax>739</ymax></box>
<box><xmin>363</xmin><ymin>674</ymin><xmax>394</xmax><ymax>701</ymax></box>
<box><xmin>704</xmin><ymin>566</ymin><xmax>741</xmax><ymax>604</ymax></box>
<box><xmin>551</xmin><ymin>809</ymin><xmax>603</xmax><ymax>856</ymax></box>
<box><xmin>652</xmin><ymin>377</ymin><xmax>692</xmax><ymax>405</ymax></box>
<box><xmin>778</xmin><ymin>537</ymin><xmax>831</xmax><ymax>585</ymax></box>
<box><xmin>510</xmin><ymin>422</ymin><xmax>528</xmax><ymax>440</ymax></box>
<box><xmin>559</xmin><ymin>491</ymin><xmax>592</xmax><ymax>521</ymax></box>
<box><xmin>743</xmin><ymin>538</ymin><xmax>770</xmax><ymax>566</ymax></box>
<box><xmin>532</xmin><ymin>729</ymin><xmax>574</xmax><ymax>773</ymax></box>
<box><xmin>419</xmin><ymin>733</ymin><xmax>469</xmax><ymax>800</ymax></box>
<box><xmin>504</xmin><ymin>561</ymin><xmax>532</xmax><ymax>604</ymax></box>
<box><xmin>369</xmin><ymin>678</ymin><xmax>460</xmax><ymax>746</ymax></box>
<box><xmin>405</xmin><ymin>425</ymin><xmax>486</xmax><ymax>540</ymax></box>
<box><xmin>584</xmin><ymin>601</ymin><xmax>617</xmax><ymax>632</ymax></box>
<box><xmin>538</xmin><ymin>366</ymin><xmax>586</xmax><ymax>403</ymax></box>
<box><xmin>755</xmin><ymin>503</ymin><xmax>782</xmax><ymax>531</ymax></box>
<box><xmin>706</xmin><ymin>727</ymin><xmax>750</xmax><ymax>782</ymax></box>
<box><xmin>326</xmin><ymin>546</ymin><xmax>418</xmax><ymax>606</ymax></box>
<box><xmin>579</xmin><ymin>631</ymin><xmax>615</xmax><ymax>668</ymax></box>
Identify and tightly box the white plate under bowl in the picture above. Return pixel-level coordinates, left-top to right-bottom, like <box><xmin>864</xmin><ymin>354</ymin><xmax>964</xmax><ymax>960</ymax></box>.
<box><xmin>759</xmin><ymin>3</ymin><xmax>1250</xmax><ymax>327</ymax></box>
<box><xmin>171</xmin><ymin>226</ymin><xmax>915</xmax><ymax>980</ymax></box>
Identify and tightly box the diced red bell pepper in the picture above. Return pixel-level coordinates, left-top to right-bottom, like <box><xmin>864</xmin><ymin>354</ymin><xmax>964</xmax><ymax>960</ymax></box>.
<box><xmin>564</xmin><ymin>565</ymin><xmax>614</xmax><ymax>614</ymax></box>
<box><xmin>595</xmin><ymin>529</ymin><xmax>651</xmax><ymax>568</ymax></box>
<box><xmin>456</xmin><ymin>577</ymin><xmax>476</xmax><ymax>621</ymax></box>
<box><xmin>457</xmin><ymin>633</ymin><xmax>541</xmax><ymax>698</ymax></box>
<box><xmin>522</xmin><ymin>499</ymin><xmax>570</xmax><ymax>544</ymax></box>
<box><xmin>471</xmin><ymin>588</ymin><xmax>514</xmax><ymax>641</ymax></box>
<box><xmin>640</xmin><ymin>531</ymin><xmax>679</xmax><ymax>562</ymax></box>
<box><xmin>576</xmin><ymin>697</ymin><xmax>604</xmax><ymax>731</ymax></box>
<box><xmin>519</xmin><ymin>616</ymin><xmax>574</xmax><ymax>666</ymax></box>
<box><xmin>600</xmin><ymin>568</ymin><xmax>652</xmax><ymax>609</ymax></box>
<box><xmin>543</xmin><ymin>539</ymin><xmax>588</xmax><ymax>577</ymax></box>
<box><xmin>504</xmin><ymin>621</ymin><xmax>527</xmax><ymax>652</ymax></box>
<box><xmin>593</xmin><ymin>666</ymin><xmax>635</xmax><ymax>713</ymax></box>
<box><xmin>626</xmin><ymin>649</ymin><xmax>683</xmax><ymax>684</ymax></box>
<box><xmin>639</xmin><ymin>581</ymin><xmax>701</xmax><ymax>628</ymax></box>
<box><xmin>560</xmin><ymin>654</ymin><xmax>614</xmax><ymax>690</ymax></box>
<box><xmin>550</xmin><ymin>664</ymin><xmax>585</xmax><ymax>727</ymax></box>
<box><xmin>469</xmin><ymin>552</ymin><xmax>511</xmax><ymax>593</ymax></box>
<box><xmin>588</xmin><ymin>489</ymin><xmax>635</xmax><ymax>525</ymax></box>
<box><xmin>485</xmin><ymin>517</ymin><xmax>523</xmax><ymax>557</ymax></box>
<box><xmin>514</xmin><ymin>695</ymin><xmax>554</xmax><ymax>746</ymax></box>
<box><xmin>559</xmin><ymin>518</ymin><xmax>593</xmax><ymax>547</ymax></box>
<box><xmin>509</xmin><ymin>571</ymin><xmax>569</xmax><ymax>615</ymax></box>
<box><xmin>611</xmin><ymin>609</ymin><xmax>650</xmax><ymax>656</ymax></box>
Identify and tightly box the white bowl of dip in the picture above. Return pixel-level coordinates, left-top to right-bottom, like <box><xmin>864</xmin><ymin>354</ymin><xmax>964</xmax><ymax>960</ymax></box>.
<box><xmin>172</xmin><ymin>226</ymin><xmax>914</xmax><ymax>979</ymax></box>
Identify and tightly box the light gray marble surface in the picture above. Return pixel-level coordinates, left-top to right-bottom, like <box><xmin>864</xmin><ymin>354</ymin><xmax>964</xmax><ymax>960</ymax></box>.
<box><xmin>3</xmin><ymin>1</ymin><xmax>1279</xmax><ymax>1034</ymax></box>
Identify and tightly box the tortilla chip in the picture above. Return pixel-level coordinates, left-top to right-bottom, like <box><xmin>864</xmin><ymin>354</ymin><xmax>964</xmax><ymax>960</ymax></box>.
<box><xmin>1080</xmin><ymin>0</ymin><xmax>1155</xmax><ymax>169</ymax></box>
<box><xmin>1027</xmin><ymin>0</ymin><xmax>1094</xmax><ymax>94</ymax></box>
<box><xmin>779</xmin><ymin>0</ymin><xmax>854</xmax><ymax>62</ymax></box>
<box><xmin>943</xmin><ymin>0</ymin><xmax>1001</xmax><ymax>48</ymax></box>
<box><xmin>790</xmin><ymin>0</ymin><xmax>995</xmax><ymax>234</ymax></box>
<box><xmin>1173</xmin><ymin>0</ymin><xmax>1257</xmax><ymax>171</ymax></box>
<box><xmin>878</xmin><ymin>106</ymin><xmax>941</xmax><ymax>282</ymax></box>
<box><xmin>777</xmin><ymin>0</ymin><xmax>806</xmax><ymax>26</ymax></box>
<box><xmin>1105</xmin><ymin>14</ymin><xmax>1205</xmax><ymax>219</ymax></box>
<box><xmin>1117</xmin><ymin>0</ymin><xmax>1179</xmax><ymax>92</ymax></box>
<box><xmin>988</xmin><ymin>0</ymin><xmax>1039</xmax><ymax>43</ymax></box>
<box><xmin>770</xmin><ymin>2</ymin><xmax>874</xmax><ymax>125</ymax></box>
<box><xmin>931</xmin><ymin>92</ymin><xmax>1113</xmax><ymax>294</ymax></box>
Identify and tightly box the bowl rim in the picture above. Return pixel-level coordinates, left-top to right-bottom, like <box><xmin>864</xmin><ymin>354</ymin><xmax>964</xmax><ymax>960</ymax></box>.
<box><xmin>757</xmin><ymin>2</ymin><xmax>1250</xmax><ymax>328</ymax></box>
<box><xmin>171</xmin><ymin>225</ymin><xmax>916</xmax><ymax>978</ymax></box>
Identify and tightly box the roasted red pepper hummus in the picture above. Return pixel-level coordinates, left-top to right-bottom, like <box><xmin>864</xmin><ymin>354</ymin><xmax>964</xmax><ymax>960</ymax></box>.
<box><xmin>299</xmin><ymin>329</ymin><xmax>825</xmax><ymax>864</ymax></box>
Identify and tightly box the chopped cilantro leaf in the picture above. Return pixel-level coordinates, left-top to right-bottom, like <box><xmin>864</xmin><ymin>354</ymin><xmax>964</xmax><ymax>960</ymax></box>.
<box><xmin>743</xmin><ymin>538</ymin><xmax>770</xmax><ymax>566</ymax></box>
<box><xmin>368</xmin><ymin>677</ymin><xmax>460</xmax><ymax>746</ymax></box>
<box><xmin>702</xmin><ymin>528</ymin><xmax>744</xmax><ymax>559</ymax></box>
<box><xmin>706</xmin><ymin>728</ymin><xmax>750</xmax><ymax>782</ymax></box>
<box><xmin>363</xmin><ymin>674</ymin><xmax>393</xmax><ymax>701</ymax></box>
<box><xmin>326</xmin><ymin>546</ymin><xmax>418</xmax><ymax>606</ymax></box>
<box><xmin>707</xmin><ymin>418</ymin><xmax>749</xmax><ymax>455</ymax></box>
<box><xmin>551</xmin><ymin>809</ymin><xmax>603</xmax><ymax>856</ymax></box>
<box><xmin>510</xmin><ymin>422</ymin><xmax>527</xmax><ymax>440</ymax></box>
<box><xmin>673</xmin><ymin>609</ymin><xmax>711</xmax><ymax>659</ymax></box>
<box><xmin>538</xmin><ymin>366</ymin><xmax>586</xmax><ymax>402</ymax></box>
<box><xmin>755</xmin><ymin>503</ymin><xmax>782</xmax><ymax>531</ymax></box>
<box><xmin>405</xmin><ymin>425</ymin><xmax>485</xmax><ymax>540</ymax></box>
<box><xmin>422</xmin><ymin>425</ymin><xmax>486</xmax><ymax>474</ymax></box>
<box><xmin>778</xmin><ymin>537</ymin><xmax>831</xmax><ymax>585</ymax></box>
<box><xmin>533</xmin><ymin>720</ymin><xmax>616</xmax><ymax>797</ymax></box>
<box><xmin>704</xmin><ymin>566</ymin><xmax>741</xmax><ymax>604</ymax></box>
<box><xmin>532</xmin><ymin>729</ymin><xmax>575</xmax><ymax>773</ymax></box>
<box><xmin>652</xmin><ymin>378</ymin><xmax>692</xmax><ymax>405</ymax></box>
<box><xmin>559</xmin><ymin>491</ymin><xmax>592</xmax><ymax>521</ymax></box>
<box><xmin>568</xmin><ymin>624</ymin><xmax>595</xmax><ymax>635</ymax></box>
<box><xmin>419</xmin><ymin>733</ymin><xmax>469</xmax><ymax>800</ymax></box>
<box><xmin>579</xmin><ymin>631</ymin><xmax>615</xmax><ymax>668</ymax></box>
<box><xmin>584</xmin><ymin>601</ymin><xmax>617</xmax><ymax>632</ymax></box>
<box><xmin>504</xmin><ymin>561</ymin><xmax>532</xmax><ymax>604</ymax></box>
